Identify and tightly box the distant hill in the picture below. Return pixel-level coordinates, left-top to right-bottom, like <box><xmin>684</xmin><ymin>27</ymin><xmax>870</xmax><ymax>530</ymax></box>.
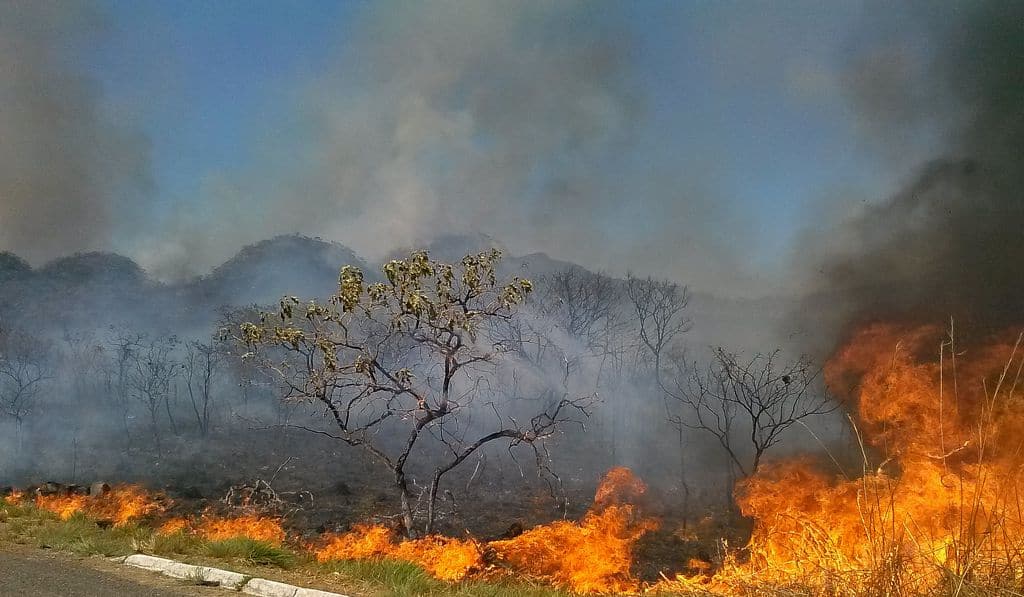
<box><xmin>184</xmin><ymin>234</ymin><xmax>369</xmax><ymax>309</ymax></box>
<box><xmin>0</xmin><ymin>234</ymin><xmax>795</xmax><ymax>352</ymax></box>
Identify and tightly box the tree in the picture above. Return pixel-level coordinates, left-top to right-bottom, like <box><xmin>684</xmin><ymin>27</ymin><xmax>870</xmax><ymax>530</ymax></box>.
<box><xmin>239</xmin><ymin>249</ymin><xmax>593</xmax><ymax>536</ymax></box>
<box><xmin>103</xmin><ymin>327</ymin><xmax>146</xmax><ymax>445</ymax></box>
<box><xmin>0</xmin><ymin>327</ymin><xmax>51</xmax><ymax>443</ymax></box>
<box><xmin>625</xmin><ymin>273</ymin><xmax>691</xmax><ymax>376</ymax></box>
<box><xmin>183</xmin><ymin>339</ymin><xmax>221</xmax><ymax>436</ymax></box>
<box><xmin>668</xmin><ymin>348</ymin><xmax>835</xmax><ymax>478</ymax></box>
<box><xmin>625</xmin><ymin>273</ymin><xmax>694</xmax><ymax>513</ymax></box>
<box><xmin>126</xmin><ymin>333</ymin><xmax>181</xmax><ymax>450</ymax></box>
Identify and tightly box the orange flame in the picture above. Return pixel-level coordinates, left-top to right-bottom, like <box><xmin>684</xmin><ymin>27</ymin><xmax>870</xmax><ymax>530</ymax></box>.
<box><xmin>316</xmin><ymin>524</ymin><xmax>482</xmax><ymax>581</ymax></box>
<box><xmin>491</xmin><ymin>504</ymin><xmax>656</xmax><ymax>593</ymax></box>
<box><xmin>661</xmin><ymin>323</ymin><xmax>1024</xmax><ymax>594</ymax></box>
<box><xmin>491</xmin><ymin>467</ymin><xmax>656</xmax><ymax>593</ymax></box>
<box><xmin>34</xmin><ymin>493</ymin><xmax>89</xmax><ymax>520</ymax></box>
<box><xmin>195</xmin><ymin>513</ymin><xmax>286</xmax><ymax>545</ymax></box>
<box><xmin>30</xmin><ymin>484</ymin><xmax>164</xmax><ymax>526</ymax></box>
<box><xmin>157</xmin><ymin>517</ymin><xmax>191</xmax><ymax>535</ymax></box>
<box><xmin>315</xmin><ymin>466</ymin><xmax>655</xmax><ymax>591</ymax></box>
<box><xmin>93</xmin><ymin>485</ymin><xmax>165</xmax><ymax>526</ymax></box>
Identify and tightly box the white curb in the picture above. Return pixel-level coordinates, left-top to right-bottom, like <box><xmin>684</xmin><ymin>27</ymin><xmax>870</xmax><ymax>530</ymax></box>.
<box><xmin>242</xmin><ymin>577</ymin><xmax>299</xmax><ymax>597</ymax></box>
<box><xmin>121</xmin><ymin>553</ymin><xmax>348</xmax><ymax>596</ymax></box>
<box><xmin>244</xmin><ymin>578</ymin><xmax>345</xmax><ymax>597</ymax></box>
<box><xmin>124</xmin><ymin>554</ymin><xmax>249</xmax><ymax>588</ymax></box>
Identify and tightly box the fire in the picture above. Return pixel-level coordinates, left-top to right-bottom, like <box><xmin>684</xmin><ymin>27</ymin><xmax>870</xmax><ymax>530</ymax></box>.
<box><xmin>157</xmin><ymin>517</ymin><xmax>191</xmax><ymax>535</ymax></box>
<box><xmin>490</xmin><ymin>504</ymin><xmax>655</xmax><ymax>593</ymax></box>
<box><xmin>316</xmin><ymin>524</ymin><xmax>483</xmax><ymax>581</ymax></box>
<box><xmin>315</xmin><ymin>467</ymin><xmax>655</xmax><ymax>591</ymax></box>
<box><xmin>491</xmin><ymin>467</ymin><xmax>656</xmax><ymax>593</ymax></box>
<box><xmin>195</xmin><ymin>513</ymin><xmax>287</xmax><ymax>545</ymax></box>
<box><xmin>91</xmin><ymin>484</ymin><xmax>165</xmax><ymax>526</ymax></box>
<box><xmin>29</xmin><ymin>484</ymin><xmax>164</xmax><ymax>526</ymax></box>
<box><xmin>662</xmin><ymin>322</ymin><xmax>1024</xmax><ymax>594</ymax></box>
<box><xmin>34</xmin><ymin>493</ymin><xmax>88</xmax><ymax>520</ymax></box>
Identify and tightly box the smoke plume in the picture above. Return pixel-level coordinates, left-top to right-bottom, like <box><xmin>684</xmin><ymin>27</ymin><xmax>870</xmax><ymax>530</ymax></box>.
<box><xmin>795</xmin><ymin>1</ymin><xmax>1024</xmax><ymax>349</ymax></box>
<box><xmin>143</xmin><ymin>1</ymin><xmax>643</xmax><ymax>281</ymax></box>
<box><xmin>0</xmin><ymin>1</ymin><xmax>151</xmax><ymax>265</ymax></box>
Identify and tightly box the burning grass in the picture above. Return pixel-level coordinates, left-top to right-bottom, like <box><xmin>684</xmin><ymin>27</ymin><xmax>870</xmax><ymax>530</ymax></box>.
<box><xmin>314</xmin><ymin>467</ymin><xmax>657</xmax><ymax>593</ymax></box>
<box><xmin>193</xmin><ymin>512</ymin><xmax>287</xmax><ymax>545</ymax></box>
<box><xmin>316</xmin><ymin>524</ymin><xmax>484</xmax><ymax>582</ymax></box>
<box><xmin>18</xmin><ymin>484</ymin><xmax>166</xmax><ymax>526</ymax></box>
<box><xmin>658</xmin><ymin>323</ymin><xmax>1024</xmax><ymax>596</ymax></box>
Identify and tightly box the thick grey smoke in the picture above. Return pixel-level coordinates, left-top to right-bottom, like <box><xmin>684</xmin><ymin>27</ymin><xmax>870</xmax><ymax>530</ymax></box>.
<box><xmin>0</xmin><ymin>1</ymin><xmax>151</xmax><ymax>265</ymax></box>
<box><xmin>794</xmin><ymin>1</ymin><xmax>1024</xmax><ymax>350</ymax></box>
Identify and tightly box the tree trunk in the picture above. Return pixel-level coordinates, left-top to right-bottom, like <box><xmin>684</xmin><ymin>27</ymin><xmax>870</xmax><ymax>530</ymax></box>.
<box><xmin>395</xmin><ymin>470</ymin><xmax>416</xmax><ymax>538</ymax></box>
<box><xmin>425</xmin><ymin>471</ymin><xmax>442</xmax><ymax>535</ymax></box>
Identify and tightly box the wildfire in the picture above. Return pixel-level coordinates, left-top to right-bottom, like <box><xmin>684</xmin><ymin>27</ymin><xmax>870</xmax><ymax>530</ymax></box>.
<box><xmin>315</xmin><ymin>466</ymin><xmax>656</xmax><ymax>591</ymax></box>
<box><xmin>29</xmin><ymin>484</ymin><xmax>165</xmax><ymax>526</ymax></box>
<box><xmin>92</xmin><ymin>484</ymin><xmax>165</xmax><ymax>526</ymax></box>
<box><xmin>491</xmin><ymin>467</ymin><xmax>657</xmax><ymax>593</ymax></box>
<box><xmin>662</xmin><ymin>322</ymin><xmax>1024</xmax><ymax>595</ymax></box>
<box><xmin>194</xmin><ymin>512</ymin><xmax>287</xmax><ymax>545</ymax></box>
<box><xmin>316</xmin><ymin>523</ymin><xmax>483</xmax><ymax>581</ymax></box>
<box><xmin>157</xmin><ymin>516</ymin><xmax>191</xmax><ymax>535</ymax></box>
<box><xmin>11</xmin><ymin>322</ymin><xmax>1020</xmax><ymax>595</ymax></box>
<box><xmin>34</xmin><ymin>493</ymin><xmax>89</xmax><ymax>520</ymax></box>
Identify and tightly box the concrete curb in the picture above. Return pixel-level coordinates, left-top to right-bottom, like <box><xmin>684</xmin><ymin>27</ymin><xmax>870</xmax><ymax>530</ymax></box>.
<box><xmin>119</xmin><ymin>554</ymin><xmax>347</xmax><ymax>597</ymax></box>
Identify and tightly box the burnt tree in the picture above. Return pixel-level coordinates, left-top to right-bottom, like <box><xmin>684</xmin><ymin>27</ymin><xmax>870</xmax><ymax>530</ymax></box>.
<box><xmin>670</xmin><ymin>348</ymin><xmax>835</xmax><ymax>478</ymax></box>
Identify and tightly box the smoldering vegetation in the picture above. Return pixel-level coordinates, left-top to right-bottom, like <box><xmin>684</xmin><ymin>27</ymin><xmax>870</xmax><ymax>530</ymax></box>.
<box><xmin>0</xmin><ymin>233</ymin><xmax>820</xmax><ymax>540</ymax></box>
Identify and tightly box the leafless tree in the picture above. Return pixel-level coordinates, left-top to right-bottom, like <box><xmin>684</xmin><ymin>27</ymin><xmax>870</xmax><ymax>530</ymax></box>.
<box><xmin>668</xmin><ymin>348</ymin><xmax>836</xmax><ymax>478</ymax></box>
<box><xmin>240</xmin><ymin>250</ymin><xmax>594</xmax><ymax>536</ymax></box>
<box><xmin>61</xmin><ymin>329</ymin><xmax>106</xmax><ymax>478</ymax></box>
<box><xmin>626</xmin><ymin>273</ymin><xmax>692</xmax><ymax>375</ymax></box>
<box><xmin>126</xmin><ymin>334</ymin><xmax>181</xmax><ymax>450</ymax></box>
<box><xmin>103</xmin><ymin>327</ymin><xmax>146</xmax><ymax>444</ymax></box>
<box><xmin>0</xmin><ymin>328</ymin><xmax>51</xmax><ymax>442</ymax></box>
<box><xmin>183</xmin><ymin>339</ymin><xmax>221</xmax><ymax>436</ymax></box>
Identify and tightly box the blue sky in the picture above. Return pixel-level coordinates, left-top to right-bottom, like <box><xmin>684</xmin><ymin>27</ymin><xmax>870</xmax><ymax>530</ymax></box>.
<box><xmin>3</xmin><ymin>1</ymin><xmax>950</xmax><ymax>296</ymax></box>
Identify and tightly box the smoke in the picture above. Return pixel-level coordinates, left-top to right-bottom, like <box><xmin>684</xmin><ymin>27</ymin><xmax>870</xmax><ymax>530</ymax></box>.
<box><xmin>793</xmin><ymin>1</ymin><xmax>1024</xmax><ymax>350</ymax></box>
<box><xmin>0</xmin><ymin>1</ymin><xmax>151</xmax><ymax>265</ymax></box>
<box><xmin>145</xmin><ymin>1</ymin><xmax>756</xmax><ymax>294</ymax></box>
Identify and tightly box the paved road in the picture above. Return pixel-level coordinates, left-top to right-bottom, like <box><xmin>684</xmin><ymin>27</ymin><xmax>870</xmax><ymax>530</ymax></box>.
<box><xmin>0</xmin><ymin>543</ymin><xmax>220</xmax><ymax>596</ymax></box>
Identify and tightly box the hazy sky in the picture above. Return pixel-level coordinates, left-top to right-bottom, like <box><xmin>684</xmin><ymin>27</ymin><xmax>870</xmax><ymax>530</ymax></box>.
<box><xmin>1</xmin><ymin>1</ymin><xmax>963</xmax><ymax>297</ymax></box>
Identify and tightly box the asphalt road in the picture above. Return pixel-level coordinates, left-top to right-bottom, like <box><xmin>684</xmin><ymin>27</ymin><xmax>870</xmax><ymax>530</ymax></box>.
<box><xmin>0</xmin><ymin>543</ymin><xmax>220</xmax><ymax>596</ymax></box>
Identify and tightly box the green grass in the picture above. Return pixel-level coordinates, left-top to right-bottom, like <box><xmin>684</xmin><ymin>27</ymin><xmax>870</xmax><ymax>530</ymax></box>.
<box><xmin>204</xmin><ymin>537</ymin><xmax>298</xmax><ymax>568</ymax></box>
<box><xmin>27</xmin><ymin>513</ymin><xmax>148</xmax><ymax>557</ymax></box>
<box><xmin>149</xmin><ymin>529</ymin><xmax>206</xmax><ymax>556</ymax></box>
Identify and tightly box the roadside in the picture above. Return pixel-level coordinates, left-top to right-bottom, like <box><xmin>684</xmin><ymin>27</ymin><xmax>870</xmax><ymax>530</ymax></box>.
<box><xmin>0</xmin><ymin>541</ymin><xmax>222</xmax><ymax>596</ymax></box>
<box><xmin>0</xmin><ymin>501</ymin><xmax>582</xmax><ymax>597</ymax></box>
